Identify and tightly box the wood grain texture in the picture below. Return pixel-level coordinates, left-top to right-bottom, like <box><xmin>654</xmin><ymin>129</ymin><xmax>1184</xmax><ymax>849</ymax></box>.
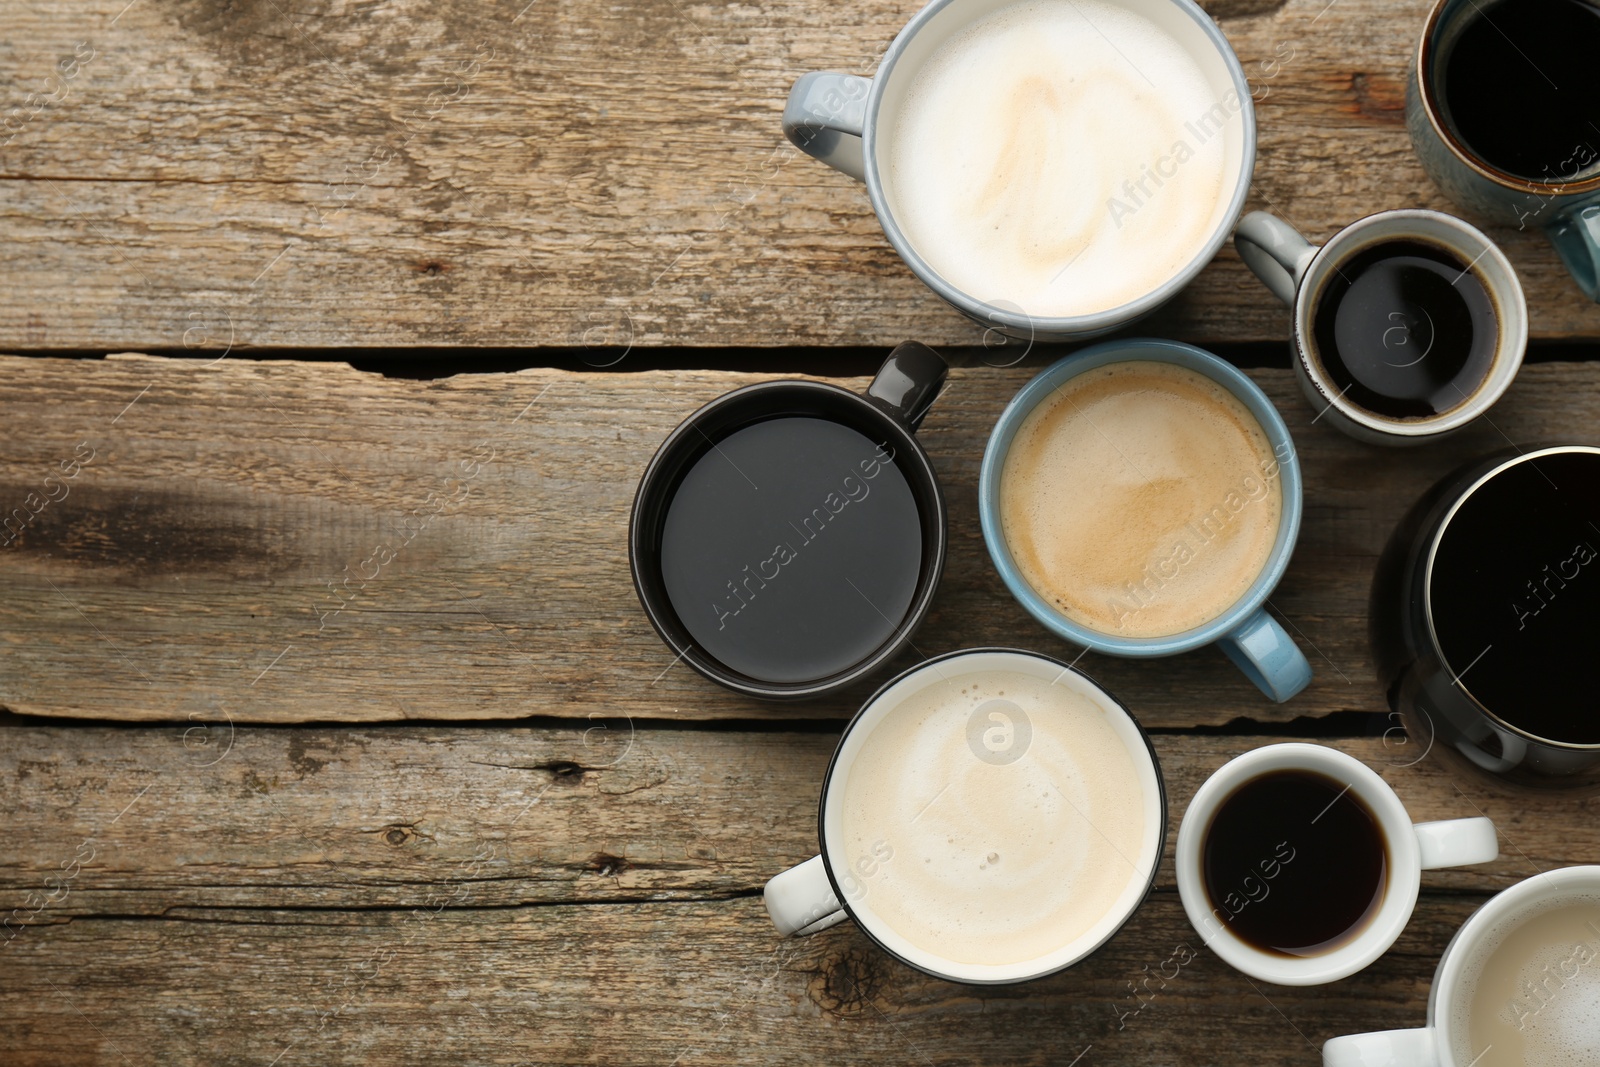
<box><xmin>4</xmin><ymin>0</ymin><xmax>1600</xmax><ymax>350</ymax></box>
<box><xmin>0</xmin><ymin>893</ymin><xmax>1484</xmax><ymax>1066</ymax></box>
<box><xmin>4</xmin><ymin>354</ymin><xmax>1598</xmax><ymax>724</ymax></box>
<box><xmin>5</xmin><ymin>721</ymin><xmax>1579</xmax><ymax>1064</ymax></box>
<box><xmin>3</xmin><ymin>727</ymin><xmax>1593</xmax><ymax>920</ymax></box>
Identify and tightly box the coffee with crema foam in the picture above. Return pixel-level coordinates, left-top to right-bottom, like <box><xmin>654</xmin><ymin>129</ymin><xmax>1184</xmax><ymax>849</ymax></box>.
<box><xmin>882</xmin><ymin>0</ymin><xmax>1242</xmax><ymax>318</ymax></box>
<box><xmin>1455</xmin><ymin>897</ymin><xmax>1600</xmax><ymax>1067</ymax></box>
<box><xmin>835</xmin><ymin>666</ymin><xmax>1153</xmax><ymax>967</ymax></box>
<box><xmin>999</xmin><ymin>361</ymin><xmax>1283</xmax><ymax>639</ymax></box>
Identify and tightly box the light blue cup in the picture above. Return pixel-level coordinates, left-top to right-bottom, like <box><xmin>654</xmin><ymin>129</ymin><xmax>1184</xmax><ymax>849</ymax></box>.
<box><xmin>979</xmin><ymin>339</ymin><xmax>1313</xmax><ymax>702</ymax></box>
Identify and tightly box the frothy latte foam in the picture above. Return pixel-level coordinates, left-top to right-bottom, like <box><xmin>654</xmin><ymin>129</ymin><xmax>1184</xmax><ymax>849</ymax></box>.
<box><xmin>883</xmin><ymin>0</ymin><xmax>1240</xmax><ymax>317</ymax></box>
<box><xmin>1456</xmin><ymin>897</ymin><xmax>1600</xmax><ymax>1067</ymax></box>
<box><xmin>835</xmin><ymin>667</ymin><xmax>1153</xmax><ymax>968</ymax></box>
<box><xmin>1000</xmin><ymin>361</ymin><xmax>1283</xmax><ymax>639</ymax></box>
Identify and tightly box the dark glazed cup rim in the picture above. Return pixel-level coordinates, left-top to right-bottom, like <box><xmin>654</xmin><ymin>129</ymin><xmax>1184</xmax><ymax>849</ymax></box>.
<box><xmin>812</xmin><ymin>646</ymin><xmax>1168</xmax><ymax>984</ymax></box>
<box><xmin>629</xmin><ymin>375</ymin><xmax>947</xmax><ymax>701</ymax></box>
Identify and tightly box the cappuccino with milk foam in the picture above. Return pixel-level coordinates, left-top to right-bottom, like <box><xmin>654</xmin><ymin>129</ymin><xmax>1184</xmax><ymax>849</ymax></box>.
<box><xmin>883</xmin><ymin>0</ymin><xmax>1243</xmax><ymax>318</ymax></box>
<box><xmin>999</xmin><ymin>361</ymin><xmax>1284</xmax><ymax>639</ymax></box>
<box><xmin>835</xmin><ymin>666</ymin><xmax>1156</xmax><ymax>967</ymax></box>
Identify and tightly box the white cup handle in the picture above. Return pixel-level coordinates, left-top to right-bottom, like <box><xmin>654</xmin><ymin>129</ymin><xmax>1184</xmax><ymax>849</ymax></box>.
<box><xmin>1414</xmin><ymin>817</ymin><xmax>1499</xmax><ymax>870</ymax></box>
<box><xmin>1324</xmin><ymin>1027</ymin><xmax>1438</xmax><ymax>1067</ymax></box>
<box><xmin>763</xmin><ymin>855</ymin><xmax>849</xmax><ymax>935</ymax></box>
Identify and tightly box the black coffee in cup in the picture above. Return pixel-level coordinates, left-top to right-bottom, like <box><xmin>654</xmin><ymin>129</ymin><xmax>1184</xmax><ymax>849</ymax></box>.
<box><xmin>659</xmin><ymin>416</ymin><xmax>922</xmax><ymax>683</ymax></box>
<box><xmin>1428</xmin><ymin>449</ymin><xmax>1600</xmax><ymax>746</ymax></box>
<box><xmin>1372</xmin><ymin>446</ymin><xmax>1600</xmax><ymax>789</ymax></box>
<box><xmin>1310</xmin><ymin>239</ymin><xmax>1497</xmax><ymax>419</ymax></box>
<box><xmin>1202</xmin><ymin>768</ymin><xmax>1388</xmax><ymax>956</ymax></box>
<box><xmin>1437</xmin><ymin>0</ymin><xmax>1600</xmax><ymax>183</ymax></box>
<box><xmin>630</xmin><ymin>342</ymin><xmax>948</xmax><ymax>700</ymax></box>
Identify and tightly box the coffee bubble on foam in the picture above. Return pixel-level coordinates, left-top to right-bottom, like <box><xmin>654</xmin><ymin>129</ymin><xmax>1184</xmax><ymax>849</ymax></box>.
<box><xmin>1525</xmin><ymin>947</ymin><xmax>1600</xmax><ymax>1067</ymax></box>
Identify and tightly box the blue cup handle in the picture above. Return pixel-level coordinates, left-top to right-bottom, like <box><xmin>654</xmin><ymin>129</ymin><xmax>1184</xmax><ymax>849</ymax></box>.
<box><xmin>1218</xmin><ymin>608</ymin><xmax>1312</xmax><ymax>702</ymax></box>
<box><xmin>1546</xmin><ymin>204</ymin><xmax>1600</xmax><ymax>302</ymax></box>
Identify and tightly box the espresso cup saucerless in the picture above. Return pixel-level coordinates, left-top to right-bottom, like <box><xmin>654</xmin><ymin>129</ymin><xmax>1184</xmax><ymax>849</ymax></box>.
<box><xmin>1235</xmin><ymin>208</ymin><xmax>1526</xmax><ymax>445</ymax></box>
<box><xmin>1177</xmin><ymin>743</ymin><xmax>1499</xmax><ymax>985</ymax></box>
<box><xmin>1409</xmin><ymin>0</ymin><xmax>1600</xmax><ymax>302</ymax></box>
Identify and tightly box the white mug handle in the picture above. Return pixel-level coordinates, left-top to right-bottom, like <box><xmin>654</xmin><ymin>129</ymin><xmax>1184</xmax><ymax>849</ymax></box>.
<box><xmin>764</xmin><ymin>855</ymin><xmax>849</xmax><ymax>935</ymax></box>
<box><xmin>1414</xmin><ymin>817</ymin><xmax>1499</xmax><ymax>870</ymax></box>
<box><xmin>1324</xmin><ymin>1027</ymin><xmax>1438</xmax><ymax>1067</ymax></box>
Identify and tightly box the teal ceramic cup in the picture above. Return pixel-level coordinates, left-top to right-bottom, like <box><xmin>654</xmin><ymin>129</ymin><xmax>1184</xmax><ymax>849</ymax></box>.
<box><xmin>1408</xmin><ymin>0</ymin><xmax>1600</xmax><ymax>301</ymax></box>
<box><xmin>979</xmin><ymin>339</ymin><xmax>1312</xmax><ymax>702</ymax></box>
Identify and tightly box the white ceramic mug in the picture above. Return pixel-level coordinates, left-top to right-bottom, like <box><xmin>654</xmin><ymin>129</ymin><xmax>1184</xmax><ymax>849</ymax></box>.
<box><xmin>763</xmin><ymin>648</ymin><xmax>1167</xmax><ymax>984</ymax></box>
<box><xmin>1234</xmin><ymin>208</ymin><xmax>1527</xmax><ymax>446</ymax></box>
<box><xmin>782</xmin><ymin>0</ymin><xmax>1255</xmax><ymax>341</ymax></box>
<box><xmin>1325</xmin><ymin>866</ymin><xmax>1600</xmax><ymax>1066</ymax></box>
<box><xmin>1175</xmin><ymin>743</ymin><xmax>1499</xmax><ymax>985</ymax></box>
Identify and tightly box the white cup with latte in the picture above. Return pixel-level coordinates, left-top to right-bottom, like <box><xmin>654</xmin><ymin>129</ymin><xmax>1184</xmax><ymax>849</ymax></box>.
<box><xmin>762</xmin><ymin>648</ymin><xmax>1166</xmax><ymax>983</ymax></box>
<box><xmin>1324</xmin><ymin>866</ymin><xmax>1600</xmax><ymax>1067</ymax></box>
<box><xmin>782</xmin><ymin>0</ymin><xmax>1255</xmax><ymax>340</ymax></box>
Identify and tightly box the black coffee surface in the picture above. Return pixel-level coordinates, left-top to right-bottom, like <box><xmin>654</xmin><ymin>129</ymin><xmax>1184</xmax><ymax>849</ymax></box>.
<box><xmin>1202</xmin><ymin>769</ymin><xmax>1388</xmax><ymax>957</ymax></box>
<box><xmin>1311</xmin><ymin>240</ymin><xmax>1496</xmax><ymax>419</ymax></box>
<box><xmin>1439</xmin><ymin>0</ymin><xmax>1600</xmax><ymax>182</ymax></box>
<box><xmin>659</xmin><ymin>416</ymin><xmax>923</xmax><ymax>684</ymax></box>
<box><xmin>1430</xmin><ymin>450</ymin><xmax>1600</xmax><ymax>745</ymax></box>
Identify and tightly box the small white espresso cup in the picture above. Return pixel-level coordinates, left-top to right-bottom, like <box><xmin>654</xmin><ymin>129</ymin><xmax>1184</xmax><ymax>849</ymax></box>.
<box><xmin>1234</xmin><ymin>208</ymin><xmax>1527</xmax><ymax>446</ymax></box>
<box><xmin>1175</xmin><ymin>743</ymin><xmax>1499</xmax><ymax>985</ymax></box>
<box><xmin>763</xmin><ymin>648</ymin><xmax>1166</xmax><ymax>984</ymax></box>
<box><xmin>1324</xmin><ymin>866</ymin><xmax>1600</xmax><ymax>1067</ymax></box>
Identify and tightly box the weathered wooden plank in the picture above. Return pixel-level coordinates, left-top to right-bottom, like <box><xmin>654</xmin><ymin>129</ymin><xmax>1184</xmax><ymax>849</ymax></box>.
<box><xmin>0</xmin><ymin>890</ymin><xmax>1486</xmax><ymax>1067</ymax></box>
<box><xmin>3</xmin><ymin>355</ymin><xmax>1597</xmax><ymax>724</ymax></box>
<box><xmin>3</xmin><ymin>0</ymin><xmax>1600</xmax><ymax>349</ymax></box>
<box><xmin>2</xmin><ymin>727</ymin><xmax>1590</xmax><ymax>920</ymax></box>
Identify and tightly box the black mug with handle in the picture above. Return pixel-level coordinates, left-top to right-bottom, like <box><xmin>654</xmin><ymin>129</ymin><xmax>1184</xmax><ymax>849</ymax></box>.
<box><xmin>1371</xmin><ymin>444</ymin><xmax>1600</xmax><ymax>790</ymax></box>
<box><xmin>630</xmin><ymin>342</ymin><xmax>949</xmax><ymax>701</ymax></box>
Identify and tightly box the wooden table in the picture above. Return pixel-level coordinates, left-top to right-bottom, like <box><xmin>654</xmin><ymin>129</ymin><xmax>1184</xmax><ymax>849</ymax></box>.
<box><xmin>3</xmin><ymin>0</ymin><xmax>1598</xmax><ymax>1062</ymax></box>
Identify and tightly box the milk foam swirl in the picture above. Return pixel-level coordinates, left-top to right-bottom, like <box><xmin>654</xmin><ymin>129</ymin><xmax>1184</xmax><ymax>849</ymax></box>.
<box><xmin>884</xmin><ymin>0</ymin><xmax>1239</xmax><ymax>317</ymax></box>
<box><xmin>836</xmin><ymin>667</ymin><xmax>1152</xmax><ymax>967</ymax></box>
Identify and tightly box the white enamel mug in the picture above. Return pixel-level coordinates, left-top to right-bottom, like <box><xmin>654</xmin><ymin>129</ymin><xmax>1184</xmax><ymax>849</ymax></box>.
<box><xmin>763</xmin><ymin>648</ymin><xmax>1167</xmax><ymax>984</ymax></box>
<box><xmin>1324</xmin><ymin>866</ymin><xmax>1600</xmax><ymax>1066</ymax></box>
<box><xmin>1175</xmin><ymin>743</ymin><xmax>1499</xmax><ymax>985</ymax></box>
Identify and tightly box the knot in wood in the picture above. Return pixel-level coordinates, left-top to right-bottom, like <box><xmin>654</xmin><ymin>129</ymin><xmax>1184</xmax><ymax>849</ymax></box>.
<box><xmin>534</xmin><ymin>759</ymin><xmax>586</xmax><ymax>785</ymax></box>
<box><xmin>807</xmin><ymin>946</ymin><xmax>883</xmax><ymax>1018</ymax></box>
<box><xmin>585</xmin><ymin>852</ymin><xmax>629</xmax><ymax>878</ymax></box>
